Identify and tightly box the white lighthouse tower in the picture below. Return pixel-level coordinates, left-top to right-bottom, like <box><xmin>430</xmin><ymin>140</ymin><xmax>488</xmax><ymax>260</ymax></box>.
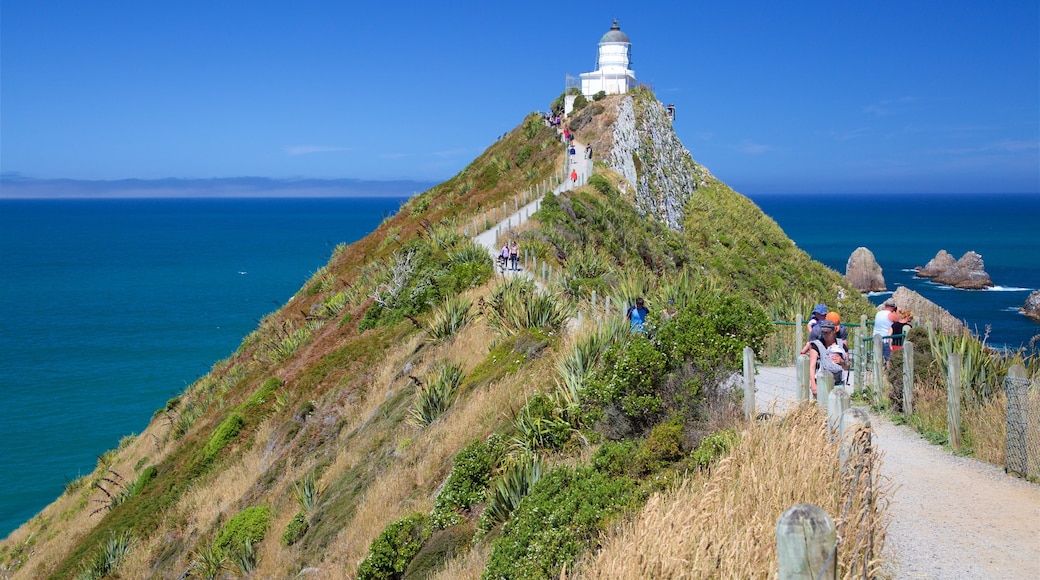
<box><xmin>580</xmin><ymin>20</ymin><xmax>636</xmax><ymax>97</ymax></box>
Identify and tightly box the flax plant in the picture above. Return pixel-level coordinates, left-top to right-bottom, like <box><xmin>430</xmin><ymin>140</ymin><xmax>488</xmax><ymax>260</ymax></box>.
<box><xmin>611</xmin><ymin>268</ymin><xmax>655</xmax><ymax>312</ymax></box>
<box><xmin>556</xmin><ymin>319</ymin><xmax>628</xmax><ymax>404</ymax></box>
<box><xmin>426</xmin><ymin>295</ymin><xmax>474</xmax><ymax>342</ymax></box>
<box><xmin>926</xmin><ymin>325</ymin><xmax>1003</xmax><ymax>404</ymax></box>
<box><xmin>76</xmin><ymin>530</ymin><xmax>134</xmax><ymax>580</ymax></box>
<box><xmin>293</xmin><ymin>471</ymin><xmax>321</xmax><ymax>512</ymax></box>
<box><xmin>482</xmin><ymin>277</ymin><xmax>572</xmax><ymax>336</ymax></box>
<box><xmin>478</xmin><ymin>454</ymin><xmax>545</xmax><ymax>532</ymax></box>
<box><xmin>408</xmin><ymin>361</ymin><xmax>465</xmax><ymax>427</ymax></box>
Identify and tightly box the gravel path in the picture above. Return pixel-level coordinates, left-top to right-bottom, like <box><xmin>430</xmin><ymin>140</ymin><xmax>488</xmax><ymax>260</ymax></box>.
<box><xmin>754</xmin><ymin>366</ymin><xmax>1040</xmax><ymax>578</ymax></box>
<box><xmin>875</xmin><ymin>414</ymin><xmax>1040</xmax><ymax>579</ymax></box>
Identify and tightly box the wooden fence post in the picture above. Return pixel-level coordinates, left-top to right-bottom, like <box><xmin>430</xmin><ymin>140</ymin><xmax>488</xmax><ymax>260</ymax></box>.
<box><xmin>743</xmin><ymin>347</ymin><xmax>756</xmax><ymax>420</ymax></box>
<box><xmin>947</xmin><ymin>352</ymin><xmax>962</xmax><ymax>451</ymax></box>
<box><xmin>839</xmin><ymin>407</ymin><xmax>872</xmax><ymax>472</ymax></box>
<box><xmin>796</xmin><ymin>354</ymin><xmax>810</xmax><ymax>402</ymax></box>
<box><xmin>776</xmin><ymin>504</ymin><xmax>836</xmax><ymax>580</ymax></box>
<box><xmin>1006</xmin><ymin>364</ymin><xmax>1029</xmax><ymax>477</ymax></box>
<box><xmin>872</xmin><ymin>338</ymin><xmax>884</xmax><ymax>401</ymax></box>
<box><xmin>828</xmin><ymin>388</ymin><xmax>850</xmax><ymax>437</ymax></box>
<box><xmin>816</xmin><ymin>369</ymin><xmax>833</xmax><ymax>409</ymax></box>
<box><xmin>795</xmin><ymin>313</ymin><xmax>803</xmax><ymax>364</ymax></box>
<box><xmin>902</xmin><ymin>341</ymin><xmax>915</xmax><ymax>417</ymax></box>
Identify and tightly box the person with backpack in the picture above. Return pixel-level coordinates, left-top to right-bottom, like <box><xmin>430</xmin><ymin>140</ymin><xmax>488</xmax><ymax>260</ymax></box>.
<box><xmin>626</xmin><ymin>297</ymin><xmax>650</xmax><ymax>333</ymax></box>
<box><xmin>808</xmin><ymin>319</ymin><xmax>848</xmax><ymax>396</ymax></box>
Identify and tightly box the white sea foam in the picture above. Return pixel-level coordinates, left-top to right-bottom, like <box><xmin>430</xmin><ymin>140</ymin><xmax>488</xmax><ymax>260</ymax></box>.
<box><xmin>987</xmin><ymin>286</ymin><xmax>1032</xmax><ymax>292</ymax></box>
<box><xmin>866</xmin><ymin>290</ymin><xmax>893</xmax><ymax>297</ymax></box>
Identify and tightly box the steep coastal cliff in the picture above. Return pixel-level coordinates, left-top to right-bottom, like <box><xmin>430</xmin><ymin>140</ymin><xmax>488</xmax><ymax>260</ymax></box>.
<box><xmin>1</xmin><ymin>90</ymin><xmax>875</xmax><ymax>579</ymax></box>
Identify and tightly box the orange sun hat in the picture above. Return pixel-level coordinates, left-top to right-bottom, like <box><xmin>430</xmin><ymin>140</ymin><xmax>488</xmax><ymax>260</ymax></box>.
<box><xmin>825</xmin><ymin>311</ymin><xmax>841</xmax><ymax>324</ymax></box>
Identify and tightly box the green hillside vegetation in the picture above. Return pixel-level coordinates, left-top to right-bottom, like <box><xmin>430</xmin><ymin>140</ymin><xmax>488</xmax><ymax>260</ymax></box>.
<box><xmin>1</xmin><ymin>91</ymin><xmax>883</xmax><ymax>579</ymax></box>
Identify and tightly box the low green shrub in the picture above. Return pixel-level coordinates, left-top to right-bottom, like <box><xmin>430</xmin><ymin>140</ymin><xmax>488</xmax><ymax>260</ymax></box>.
<box><xmin>213</xmin><ymin>505</ymin><xmax>271</xmax><ymax>559</ymax></box>
<box><xmin>282</xmin><ymin>511</ymin><xmax>308</xmax><ymax>547</ymax></box>
<box><xmin>591</xmin><ymin>440</ymin><xmax>639</xmax><ymax>477</ymax></box>
<box><xmin>635</xmin><ymin>417</ymin><xmax>685</xmax><ymax>474</ymax></box>
<box><xmin>482</xmin><ymin>466</ymin><xmax>639</xmax><ymax>579</ymax></box>
<box><xmin>246</xmin><ymin>377</ymin><xmax>282</xmax><ymax>408</ymax></box>
<box><xmin>202</xmin><ymin>412</ymin><xmax>245</xmax><ymax>463</ymax></box>
<box><xmin>356</xmin><ymin>513</ymin><xmax>430</xmax><ymax>580</ymax></box>
<box><xmin>431</xmin><ymin>435</ymin><xmax>506</xmax><ymax>529</ymax></box>
<box><xmin>690</xmin><ymin>429</ymin><xmax>740</xmax><ymax>469</ymax></box>
<box><xmin>585</xmin><ymin>335</ymin><xmax>667</xmax><ymax>425</ymax></box>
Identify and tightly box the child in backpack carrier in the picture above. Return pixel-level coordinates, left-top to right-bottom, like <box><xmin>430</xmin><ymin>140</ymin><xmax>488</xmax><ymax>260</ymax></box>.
<box><xmin>809</xmin><ymin>319</ymin><xmax>848</xmax><ymax>396</ymax></box>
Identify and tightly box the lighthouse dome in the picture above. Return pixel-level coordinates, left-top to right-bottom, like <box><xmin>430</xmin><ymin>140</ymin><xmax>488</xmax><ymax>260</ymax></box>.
<box><xmin>599</xmin><ymin>19</ymin><xmax>630</xmax><ymax>44</ymax></box>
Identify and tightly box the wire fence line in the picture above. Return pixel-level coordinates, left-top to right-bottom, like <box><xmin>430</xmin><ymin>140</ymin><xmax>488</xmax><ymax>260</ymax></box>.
<box><xmin>1005</xmin><ymin>367</ymin><xmax>1040</xmax><ymax>480</ymax></box>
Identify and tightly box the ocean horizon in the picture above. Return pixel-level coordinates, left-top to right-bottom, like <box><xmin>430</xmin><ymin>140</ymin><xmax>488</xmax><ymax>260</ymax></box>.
<box><xmin>1</xmin><ymin>191</ymin><xmax>1038</xmax><ymax>538</ymax></box>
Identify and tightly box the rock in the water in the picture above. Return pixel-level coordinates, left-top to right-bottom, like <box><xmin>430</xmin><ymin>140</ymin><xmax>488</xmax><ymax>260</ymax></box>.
<box><xmin>890</xmin><ymin>287</ymin><xmax>966</xmax><ymax>336</ymax></box>
<box><xmin>932</xmin><ymin>251</ymin><xmax>993</xmax><ymax>289</ymax></box>
<box><xmin>1022</xmin><ymin>290</ymin><xmax>1040</xmax><ymax>323</ymax></box>
<box><xmin>845</xmin><ymin>247</ymin><xmax>886</xmax><ymax>292</ymax></box>
<box><xmin>915</xmin><ymin>250</ymin><xmax>956</xmax><ymax>278</ymax></box>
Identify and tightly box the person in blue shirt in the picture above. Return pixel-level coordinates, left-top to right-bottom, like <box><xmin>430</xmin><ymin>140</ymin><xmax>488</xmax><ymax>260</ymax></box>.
<box><xmin>627</xmin><ymin>297</ymin><xmax>650</xmax><ymax>333</ymax></box>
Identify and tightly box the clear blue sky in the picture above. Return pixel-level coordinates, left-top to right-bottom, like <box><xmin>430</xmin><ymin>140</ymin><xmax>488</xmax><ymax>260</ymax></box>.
<box><xmin>3</xmin><ymin>1</ymin><xmax>1038</xmax><ymax>195</ymax></box>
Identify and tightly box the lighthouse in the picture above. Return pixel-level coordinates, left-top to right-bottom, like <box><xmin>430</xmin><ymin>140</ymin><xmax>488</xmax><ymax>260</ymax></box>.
<box><xmin>579</xmin><ymin>20</ymin><xmax>636</xmax><ymax>97</ymax></box>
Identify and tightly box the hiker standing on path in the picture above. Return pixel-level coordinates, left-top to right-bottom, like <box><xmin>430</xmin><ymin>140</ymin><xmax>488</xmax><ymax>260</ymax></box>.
<box><xmin>570</xmin><ymin>168</ymin><xmax>578</xmax><ymax>184</ymax></box>
<box><xmin>626</xmin><ymin>298</ymin><xmax>650</xmax><ymax>333</ymax></box>
<box><xmin>874</xmin><ymin>300</ymin><xmax>899</xmax><ymax>364</ymax></box>
<box><xmin>499</xmin><ymin>243</ymin><xmax>509</xmax><ymax>272</ymax></box>
<box><xmin>509</xmin><ymin>240</ymin><xmax>519</xmax><ymax>271</ymax></box>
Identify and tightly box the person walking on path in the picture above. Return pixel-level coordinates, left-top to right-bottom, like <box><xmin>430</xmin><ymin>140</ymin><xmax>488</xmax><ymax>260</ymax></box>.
<box><xmin>498</xmin><ymin>243</ymin><xmax>509</xmax><ymax>272</ymax></box>
<box><xmin>626</xmin><ymin>297</ymin><xmax>650</xmax><ymax>333</ymax></box>
<box><xmin>570</xmin><ymin>168</ymin><xmax>578</xmax><ymax>184</ymax></box>
<box><xmin>874</xmin><ymin>299</ymin><xmax>899</xmax><ymax>363</ymax></box>
<box><xmin>509</xmin><ymin>240</ymin><xmax>520</xmax><ymax>271</ymax></box>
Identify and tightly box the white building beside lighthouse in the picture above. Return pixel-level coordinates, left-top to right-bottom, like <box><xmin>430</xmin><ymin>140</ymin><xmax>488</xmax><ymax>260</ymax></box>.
<box><xmin>580</xmin><ymin>20</ymin><xmax>636</xmax><ymax>97</ymax></box>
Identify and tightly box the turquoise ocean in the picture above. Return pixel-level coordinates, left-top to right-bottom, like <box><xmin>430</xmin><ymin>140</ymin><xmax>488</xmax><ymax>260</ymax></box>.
<box><xmin>1</xmin><ymin>192</ymin><xmax>1038</xmax><ymax>537</ymax></box>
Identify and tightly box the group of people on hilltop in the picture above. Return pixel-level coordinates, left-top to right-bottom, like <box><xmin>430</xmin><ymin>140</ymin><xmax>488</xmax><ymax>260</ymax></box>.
<box><xmin>800</xmin><ymin>301</ymin><xmax>915</xmax><ymax>396</ymax></box>
<box><xmin>545</xmin><ymin>112</ymin><xmax>563</xmax><ymax>127</ymax></box>
<box><xmin>498</xmin><ymin>240</ymin><xmax>520</xmax><ymax>272</ymax></box>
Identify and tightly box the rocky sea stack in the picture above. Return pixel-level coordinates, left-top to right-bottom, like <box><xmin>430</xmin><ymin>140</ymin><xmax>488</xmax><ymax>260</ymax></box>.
<box><xmin>915</xmin><ymin>250</ymin><xmax>993</xmax><ymax>290</ymax></box>
<box><xmin>1022</xmin><ymin>290</ymin><xmax>1040</xmax><ymax>323</ymax></box>
<box><xmin>845</xmin><ymin>247</ymin><xmax>886</xmax><ymax>293</ymax></box>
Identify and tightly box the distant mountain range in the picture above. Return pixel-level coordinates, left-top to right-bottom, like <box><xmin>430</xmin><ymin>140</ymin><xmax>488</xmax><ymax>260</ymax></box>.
<box><xmin>0</xmin><ymin>174</ymin><xmax>437</xmax><ymax>199</ymax></box>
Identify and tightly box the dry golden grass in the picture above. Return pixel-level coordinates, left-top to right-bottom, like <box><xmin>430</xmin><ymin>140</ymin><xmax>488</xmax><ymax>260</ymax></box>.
<box><xmin>577</xmin><ymin>405</ymin><xmax>889</xmax><ymax>579</ymax></box>
<box><xmin>2</xmin><ymin>410</ymin><xmax>182</xmax><ymax>579</ymax></box>
<box><xmin>964</xmin><ymin>391</ymin><xmax>1007</xmax><ymax>465</ymax></box>
<box><xmin>429</xmin><ymin>540</ymin><xmax>492</xmax><ymax>580</ymax></box>
<box><xmin>114</xmin><ymin>421</ymin><xmax>276</xmax><ymax>577</ymax></box>
<box><xmin>308</xmin><ymin>313</ymin><xmax>555</xmax><ymax>577</ymax></box>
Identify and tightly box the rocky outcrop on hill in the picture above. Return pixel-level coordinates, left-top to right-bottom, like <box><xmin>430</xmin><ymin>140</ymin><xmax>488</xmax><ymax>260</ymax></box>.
<box><xmin>934</xmin><ymin>251</ymin><xmax>993</xmax><ymax>289</ymax></box>
<box><xmin>845</xmin><ymin>247</ymin><xmax>886</xmax><ymax>292</ymax></box>
<box><xmin>915</xmin><ymin>250</ymin><xmax>956</xmax><ymax>278</ymax></box>
<box><xmin>916</xmin><ymin>250</ymin><xmax>993</xmax><ymax>290</ymax></box>
<box><xmin>606</xmin><ymin>93</ymin><xmax>713</xmax><ymax>231</ymax></box>
<box><xmin>890</xmin><ymin>286</ymin><xmax>966</xmax><ymax>336</ymax></box>
<box><xmin>1022</xmin><ymin>291</ymin><xmax>1040</xmax><ymax>323</ymax></box>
